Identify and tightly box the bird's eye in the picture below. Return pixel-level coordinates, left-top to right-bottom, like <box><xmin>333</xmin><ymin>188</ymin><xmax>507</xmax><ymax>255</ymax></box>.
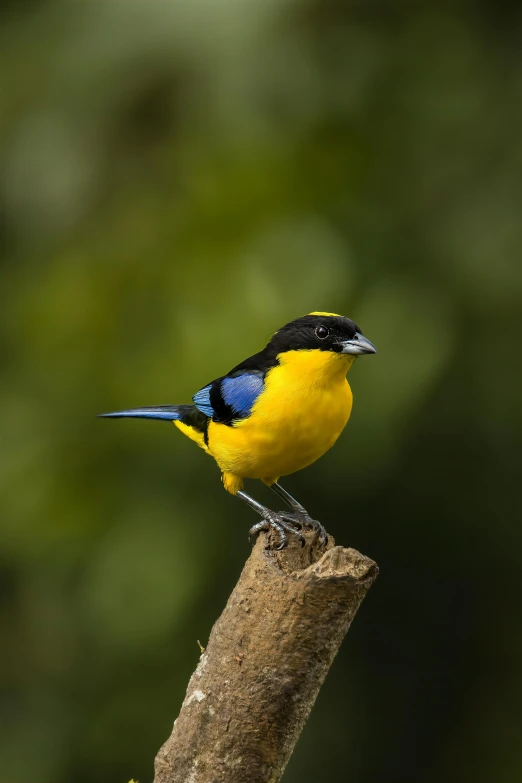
<box><xmin>315</xmin><ymin>325</ymin><xmax>329</xmax><ymax>339</ymax></box>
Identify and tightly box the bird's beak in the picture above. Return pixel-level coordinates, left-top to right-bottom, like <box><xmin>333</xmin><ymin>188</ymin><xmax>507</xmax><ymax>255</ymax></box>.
<box><xmin>339</xmin><ymin>332</ymin><xmax>377</xmax><ymax>355</ymax></box>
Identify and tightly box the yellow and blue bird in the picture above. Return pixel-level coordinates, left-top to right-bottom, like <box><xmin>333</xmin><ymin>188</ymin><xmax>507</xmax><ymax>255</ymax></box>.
<box><xmin>100</xmin><ymin>313</ymin><xmax>376</xmax><ymax>548</ymax></box>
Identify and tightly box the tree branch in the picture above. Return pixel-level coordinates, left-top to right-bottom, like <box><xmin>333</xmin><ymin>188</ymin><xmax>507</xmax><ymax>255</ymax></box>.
<box><xmin>153</xmin><ymin>527</ymin><xmax>378</xmax><ymax>783</ymax></box>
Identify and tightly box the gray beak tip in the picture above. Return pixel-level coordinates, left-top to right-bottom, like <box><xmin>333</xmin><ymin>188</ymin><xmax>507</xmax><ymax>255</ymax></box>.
<box><xmin>340</xmin><ymin>332</ymin><xmax>377</xmax><ymax>356</ymax></box>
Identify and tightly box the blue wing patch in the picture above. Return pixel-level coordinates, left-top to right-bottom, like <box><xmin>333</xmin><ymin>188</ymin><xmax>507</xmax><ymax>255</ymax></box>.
<box><xmin>193</xmin><ymin>372</ymin><xmax>265</xmax><ymax>422</ymax></box>
<box><xmin>221</xmin><ymin>372</ymin><xmax>264</xmax><ymax>417</ymax></box>
<box><xmin>192</xmin><ymin>384</ymin><xmax>214</xmax><ymax>417</ymax></box>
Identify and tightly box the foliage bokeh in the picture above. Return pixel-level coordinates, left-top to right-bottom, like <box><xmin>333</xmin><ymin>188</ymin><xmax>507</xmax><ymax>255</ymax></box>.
<box><xmin>1</xmin><ymin>1</ymin><xmax>521</xmax><ymax>782</ymax></box>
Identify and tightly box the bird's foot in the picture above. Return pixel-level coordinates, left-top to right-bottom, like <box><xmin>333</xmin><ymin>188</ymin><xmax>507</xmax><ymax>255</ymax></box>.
<box><xmin>280</xmin><ymin>511</ymin><xmax>328</xmax><ymax>547</ymax></box>
<box><xmin>249</xmin><ymin>511</ymin><xmax>305</xmax><ymax>550</ymax></box>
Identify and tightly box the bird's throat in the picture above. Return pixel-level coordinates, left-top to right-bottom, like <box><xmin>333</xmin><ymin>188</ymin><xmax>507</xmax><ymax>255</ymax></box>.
<box><xmin>276</xmin><ymin>349</ymin><xmax>355</xmax><ymax>385</ymax></box>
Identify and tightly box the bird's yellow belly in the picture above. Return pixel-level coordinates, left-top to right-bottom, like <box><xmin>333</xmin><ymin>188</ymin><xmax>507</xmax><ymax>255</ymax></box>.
<box><xmin>208</xmin><ymin>352</ymin><xmax>353</xmax><ymax>485</ymax></box>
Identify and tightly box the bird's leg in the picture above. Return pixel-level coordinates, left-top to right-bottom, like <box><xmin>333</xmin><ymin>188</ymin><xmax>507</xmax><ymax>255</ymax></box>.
<box><xmin>270</xmin><ymin>482</ymin><xmax>310</xmax><ymax>515</ymax></box>
<box><xmin>236</xmin><ymin>490</ymin><xmax>305</xmax><ymax>550</ymax></box>
<box><xmin>270</xmin><ymin>482</ymin><xmax>328</xmax><ymax>546</ymax></box>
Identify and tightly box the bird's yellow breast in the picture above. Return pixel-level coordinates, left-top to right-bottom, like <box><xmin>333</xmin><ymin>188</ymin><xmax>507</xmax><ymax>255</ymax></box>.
<box><xmin>208</xmin><ymin>350</ymin><xmax>354</xmax><ymax>488</ymax></box>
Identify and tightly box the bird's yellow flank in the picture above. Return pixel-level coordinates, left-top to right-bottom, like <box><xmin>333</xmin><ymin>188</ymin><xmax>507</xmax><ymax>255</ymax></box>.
<box><xmin>210</xmin><ymin>350</ymin><xmax>355</xmax><ymax>495</ymax></box>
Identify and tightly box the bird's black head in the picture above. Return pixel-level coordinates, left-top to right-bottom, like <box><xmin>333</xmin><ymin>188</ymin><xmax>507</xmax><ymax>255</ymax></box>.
<box><xmin>268</xmin><ymin>312</ymin><xmax>377</xmax><ymax>356</ymax></box>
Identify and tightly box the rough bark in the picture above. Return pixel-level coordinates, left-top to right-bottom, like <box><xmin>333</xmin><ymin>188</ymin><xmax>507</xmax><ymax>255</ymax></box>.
<box><xmin>153</xmin><ymin>527</ymin><xmax>378</xmax><ymax>783</ymax></box>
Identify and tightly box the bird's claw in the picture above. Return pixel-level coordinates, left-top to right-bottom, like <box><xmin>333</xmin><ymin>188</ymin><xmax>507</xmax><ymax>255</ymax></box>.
<box><xmin>249</xmin><ymin>512</ymin><xmax>305</xmax><ymax>550</ymax></box>
<box><xmin>281</xmin><ymin>512</ymin><xmax>328</xmax><ymax>547</ymax></box>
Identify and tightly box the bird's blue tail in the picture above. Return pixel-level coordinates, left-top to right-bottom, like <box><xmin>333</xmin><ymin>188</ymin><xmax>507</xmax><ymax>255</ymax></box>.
<box><xmin>98</xmin><ymin>405</ymin><xmax>186</xmax><ymax>421</ymax></box>
<box><xmin>99</xmin><ymin>403</ymin><xmax>210</xmax><ymax>451</ymax></box>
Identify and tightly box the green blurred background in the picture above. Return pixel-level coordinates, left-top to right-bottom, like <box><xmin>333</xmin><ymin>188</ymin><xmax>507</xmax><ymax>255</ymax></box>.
<box><xmin>1</xmin><ymin>1</ymin><xmax>521</xmax><ymax>781</ymax></box>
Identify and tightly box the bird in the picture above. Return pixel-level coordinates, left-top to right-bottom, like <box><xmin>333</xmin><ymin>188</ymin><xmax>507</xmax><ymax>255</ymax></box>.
<box><xmin>99</xmin><ymin>312</ymin><xmax>376</xmax><ymax>549</ymax></box>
